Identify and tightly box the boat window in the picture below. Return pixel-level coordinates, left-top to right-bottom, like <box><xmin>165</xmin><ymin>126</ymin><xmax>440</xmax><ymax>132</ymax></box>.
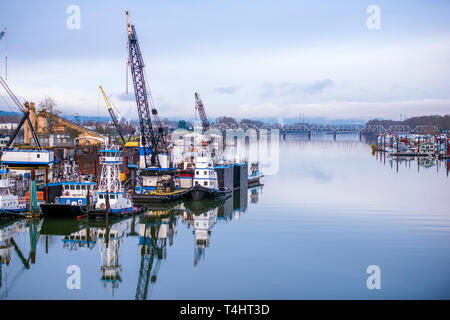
<box><xmin>64</xmin><ymin>185</ymin><xmax>69</xmax><ymax>190</ymax></box>
<box><xmin>81</xmin><ymin>185</ymin><xmax>86</xmax><ymax>190</ymax></box>
<box><xmin>204</xmin><ymin>171</ymin><xmax>207</xmax><ymax>175</ymax></box>
<box><xmin>76</xmin><ymin>185</ymin><xmax>81</xmax><ymax>190</ymax></box>
<box><xmin>196</xmin><ymin>171</ymin><xmax>199</xmax><ymax>175</ymax></box>
<box><xmin>70</xmin><ymin>185</ymin><xmax>75</xmax><ymax>190</ymax></box>
<box><xmin>110</xmin><ymin>194</ymin><xmax>115</xmax><ymax>199</ymax></box>
<box><xmin>195</xmin><ymin>181</ymin><xmax>199</xmax><ymax>185</ymax></box>
<box><xmin>99</xmin><ymin>194</ymin><xmax>104</xmax><ymax>199</ymax></box>
<box><xmin>204</xmin><ymin>181</ymin><xmax>208</xmax><ymax>186</ymax></box>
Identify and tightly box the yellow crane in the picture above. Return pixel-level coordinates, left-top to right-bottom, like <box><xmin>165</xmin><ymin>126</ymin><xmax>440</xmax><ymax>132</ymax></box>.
<box><xmin>99</xmin><ymin>85</ymin><xmax>126</xmax><ymax>145</ymax></box>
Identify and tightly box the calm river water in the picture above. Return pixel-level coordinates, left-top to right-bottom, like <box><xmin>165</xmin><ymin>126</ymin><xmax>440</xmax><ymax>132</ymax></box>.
<box><xmin>1</xmin><ymin>133</ymin><xmax>449</xmax><ymax>299</ymax></box>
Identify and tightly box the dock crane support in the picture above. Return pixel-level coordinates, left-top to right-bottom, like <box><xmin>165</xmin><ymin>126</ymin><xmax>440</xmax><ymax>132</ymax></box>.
<box><xmin>0</xmin><ymin>76</ymin><xmax>41</xmax><ymax>148</ymax></box>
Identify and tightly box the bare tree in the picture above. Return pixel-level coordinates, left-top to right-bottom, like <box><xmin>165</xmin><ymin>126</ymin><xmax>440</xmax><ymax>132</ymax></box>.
<box><xmin>38</xmin><ymin>96</ymin><xmax>61</xmax><ymax>133</ymax></box>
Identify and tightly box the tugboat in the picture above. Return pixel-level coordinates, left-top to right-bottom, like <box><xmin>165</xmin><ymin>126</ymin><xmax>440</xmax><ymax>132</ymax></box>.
<box><xmin>89</xmin><ymin>147</ymin><xmax>145</xmax><ymax>218</ymax></box>
<box><xmin>248</xmin><ymin>162</ymin><xmax>263</xmax><ymax>187</ymax></box>
<box><xmin>189</xmin><ymin>155</ymin><xmax>232</xmax><ymax>201</ymax></box>
<box><xmin>131</xmin><ymin>175</ymin><xmax>189</xmax><ymax>203</ymax></box>
<box><xmin>0</xmin><ymin>166</ymin><xmax>27</xmax><ymax>216</ymax></box>
<box><xmin>39</xmin><ymin>181</ymin><xmax>96</xmax><ymax>218</ymax></box>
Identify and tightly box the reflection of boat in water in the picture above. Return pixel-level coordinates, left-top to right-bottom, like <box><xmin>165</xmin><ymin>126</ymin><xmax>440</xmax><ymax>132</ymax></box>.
<box><xmin>62</xmin><ymin>216</ymin><xmax>137</xmax><ymax>293</ymax></box>
<box><xmin>184</xmin><ymin>198</ymin><xmax>227</xmax><ymax>215</ymax></box>
<box><xmin>96</xmin><ymin>221</ymin><xmax>130</xmax><ymax>290</ymax></box>
<box><xmin>192</xmin><ymin>205</ymin><xmax>217</xmax><ymax>268</ymax></box>
<box><xmin>41</xmin><ymin>218</ymin><xmax>85</xmax><ymax>236</ymax></box>
<box><xmin>418</xmin><ymin>157</ymin><xmax>436</xmax><ymax>168</ymax></box>
<box><xmin>249</xmin><ymin>185</ymin><xmax>263</xmax><ymax>204</ymax></box>
<box><xmin>184</xmin><ymin>188</ymin><xmax>249</xmax><ymax>268</ymax></box>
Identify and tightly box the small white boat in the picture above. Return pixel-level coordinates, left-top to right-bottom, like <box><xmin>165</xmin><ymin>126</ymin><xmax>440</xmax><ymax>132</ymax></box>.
<box><xmin>248</xmin><ymin>162</ymin><xmax>263</xmax><ymax>186</ymax></box>
<box><xmin>0</xmin><ymin>166</ymin><xmax>27</xmax><ymax>215</ymax></box>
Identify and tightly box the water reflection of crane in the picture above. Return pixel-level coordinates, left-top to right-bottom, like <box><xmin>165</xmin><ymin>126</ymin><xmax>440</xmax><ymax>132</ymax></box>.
<box><xmin>135</xmin><ymin>209</ymin><xmax>177</xmax><ymax>300</ymax></box>
<box><xmin>1</xmin><ymin>220</ymin><xmax>26</xmax><ymax>289</ymax></box>
<box><xmin>0</xmin><ymin>218</ymin><xmax>34</xmax><ymax>298</ymax></box>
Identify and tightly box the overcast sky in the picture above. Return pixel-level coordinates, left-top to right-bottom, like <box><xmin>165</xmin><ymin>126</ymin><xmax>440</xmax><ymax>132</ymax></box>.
<box><xmin>0</xmin><ymin>0</ymin><xmax>449</xmax><ymax>121</ymax></box>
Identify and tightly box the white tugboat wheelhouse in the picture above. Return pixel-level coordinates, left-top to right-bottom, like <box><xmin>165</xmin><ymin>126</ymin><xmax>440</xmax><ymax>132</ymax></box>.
<box><xmin>193</xmin><ymin>156</ymin><xmax>218</xmax><ymax>190</ymax></box>
<box><xmin>59</xmin><ymin>182</ymin><xmax>97</xmax><ymax>206</ymax></box>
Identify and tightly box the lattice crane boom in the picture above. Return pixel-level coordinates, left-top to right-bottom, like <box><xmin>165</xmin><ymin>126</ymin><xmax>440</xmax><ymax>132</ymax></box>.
<box><xmin>126</xmin><ymin>10</ymin><xmax>160</xmax><ymax>167</ymax></box>
<box><xmin>0</xmin><ymin>27</ymin><xmax>6</xmax><ymax>42</ymax></box>
<box><xmin>194</xmin><ymin>92</ymin><xmax>210</xmax><ymax>132</ymax></box>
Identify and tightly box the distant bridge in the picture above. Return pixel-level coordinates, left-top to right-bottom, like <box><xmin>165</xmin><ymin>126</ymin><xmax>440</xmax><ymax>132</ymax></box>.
<box><xmin>281</xmin><ymin>124</ymin><xmax>439</xmax><ymax>135</ymax></box>
<box><xmin>209</xmin><ymin>123</ymin><xmax>440</xmax><ymax>135</ymax></box>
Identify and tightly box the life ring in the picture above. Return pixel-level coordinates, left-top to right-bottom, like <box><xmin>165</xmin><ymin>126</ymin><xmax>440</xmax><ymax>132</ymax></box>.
<box><xmin>65</xmin><ymin>191</ymin><xmax>70</xmax><ymax>196</ymax></box>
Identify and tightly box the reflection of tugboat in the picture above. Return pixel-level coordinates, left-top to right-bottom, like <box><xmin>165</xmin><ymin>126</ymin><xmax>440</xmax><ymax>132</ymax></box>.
<box><xmin>191</xmin><ymin>206</ymin><xmax>217</xmax><ymax>268</ymax></box>
<box><xmin>418</xmin><ymin>157</ymin><xmax>435</xmax><ymax>168</ymax></box>
<box><xmin>184</xmin><ymin>198</ymin><xmax>226</xmax><ymax>215</ymax></box>
<box><xmin>0</xmin><ymin>166</ymin><xmax>27</xmax><ymax>216</ymax></box>
<box><xmin>249</xmin><ymin>185</ymin><xmax>263</xmax><ymax>204</ymax></box>
<box><xmin>89</xmin><ymin>147</ymin><xmax>145</xmax><ymax>218</ymax></box>
<box><xmin>248</xmin><ymin>162</ymin><xmax>263</xmax><ymax>187</ymax></box>
<box><xmin>97</xmin><ymin>221</ymin><xmax>129</xmax><ymax>291</ymax></box>
<box><xmin>189</xmin><ymin>156</ymin><xmax>231</xmax><ymax>201</ymax></box>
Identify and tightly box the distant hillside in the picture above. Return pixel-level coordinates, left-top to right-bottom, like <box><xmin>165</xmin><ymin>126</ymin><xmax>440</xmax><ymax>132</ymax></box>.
<box><xmin>64</xmin><ymin>114</ymin><xmax>111</xmax><ymax>124</ymax></box>
<box><xmin>0</xmin><ymin>109</ymin><xmax>112</xmax><ymax>124</ymax></box>
<box><xmin>0</xmin><ymin>109</ymin><xmax>21</xmax><ymax>117</ymax></box>
<box><xmin>0</xmin><ymin>109</ymin><xmax>22</xmax><ymax>123</ymax></box>
<box><xmin>366</xmin><ymin>114</ymin><xmax>450</xmax><ymax>131</ymax></box>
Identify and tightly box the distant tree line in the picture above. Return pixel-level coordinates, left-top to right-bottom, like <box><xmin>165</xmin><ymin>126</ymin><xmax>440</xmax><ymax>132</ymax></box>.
<box><xmin>366</xmin><ymin>114</ymin><xmax>450</xmax><ymax>131</ymax></box>
<box><xmin>215</xmin><ymin>116</ymin><xmax>265</xmax><ymax>128</ymax></box>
